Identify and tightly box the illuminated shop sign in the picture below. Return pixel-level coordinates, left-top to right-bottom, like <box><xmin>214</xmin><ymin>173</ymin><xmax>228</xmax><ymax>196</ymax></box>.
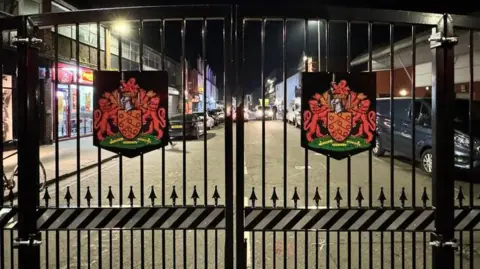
<box><xmin>52</xmin><ymin>63</ymin><xmax>94</xmax><ymax>85</ymax></box>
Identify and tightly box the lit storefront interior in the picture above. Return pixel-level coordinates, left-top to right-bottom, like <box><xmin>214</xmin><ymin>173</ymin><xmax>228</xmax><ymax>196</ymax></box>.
<box><xmin>53</xmin><ymin>63</ymin><xmax>94</xmax><ymax>139</ymax></box>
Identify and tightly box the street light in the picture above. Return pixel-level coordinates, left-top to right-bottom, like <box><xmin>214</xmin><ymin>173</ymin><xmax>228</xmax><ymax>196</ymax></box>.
<box><xmin>399</xmin><ymin>89</ymin><xmax>408</xmax><ymax>96</ymax></box>
<box><xmin>112</xmin><ymin>20</ymin><xmax>130</xmax><ymax>36</ymax></box>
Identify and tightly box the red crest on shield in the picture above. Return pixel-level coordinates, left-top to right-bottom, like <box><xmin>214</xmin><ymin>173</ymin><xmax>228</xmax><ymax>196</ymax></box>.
<box><xmin>118</xmin><ymin>110</ymin><xmax>142</xmax><ymax>140</ymax></box>
<box><xmin>327</xmin><ymin>112</ymin><xmax>352</xmax><ymax>142</ymax></box>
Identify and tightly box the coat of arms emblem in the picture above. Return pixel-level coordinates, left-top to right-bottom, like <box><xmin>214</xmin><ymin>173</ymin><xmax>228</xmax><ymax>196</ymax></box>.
<box><xmin>301</xmin><ymin>72</ymin><xmax>377</xmax><ymax>160</ymax></box>
<box><xmin>93</xmin><ymin>71</ymin><xmax>169</xmax><ymax>158</ymax></box>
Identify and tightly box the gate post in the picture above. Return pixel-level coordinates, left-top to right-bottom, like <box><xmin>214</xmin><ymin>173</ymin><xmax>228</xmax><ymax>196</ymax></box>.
<box><xmin>429</xmin><ymin>14</ymin><xmax>457</xmax><ymax>269</ymax></box>
<box><xmin>15</xmin><ymin>17</ymin><xmax>41</xmax><ymax>269</ymax></box>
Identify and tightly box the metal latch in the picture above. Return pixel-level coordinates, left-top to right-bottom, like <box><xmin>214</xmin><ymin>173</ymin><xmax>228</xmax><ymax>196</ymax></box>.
<box><xmin>12</xmin><ymin>37</ymin><xmax>43</xmax><ymax>45</ymax></box>
<box><xmin>429</xmin><ymin>233</ymin><xmax>458</xmax><ymax>250</ymax></box>
<box><xmin>428</xmin><ymin>33</ymin><xmax>458</xmax><ymax>44</ymax></box>
<box><xmin>13</xmin><ymin>234</ymin><xmax>42</xmax><ymax>248</ymax></box>
<box><xmin>429</xmin><ymin>29</ymin><xmax>457</xmax><ymax>48</ymax></box>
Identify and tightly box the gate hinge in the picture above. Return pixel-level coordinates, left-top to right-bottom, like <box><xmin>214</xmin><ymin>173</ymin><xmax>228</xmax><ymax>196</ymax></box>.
<box><xmin>12</xmin><ymin>36</ymin><xmax>43</xmax><ymax>45</ymax></box>
<box><xmin>429</xmin><ymin>233</ymin><xmax>458</xmax><ymax>250</ymax></box>
<box><xmin>13</xmin><ymin>233</ymin><xmax>42</xmax><ymax>248</ymax></box>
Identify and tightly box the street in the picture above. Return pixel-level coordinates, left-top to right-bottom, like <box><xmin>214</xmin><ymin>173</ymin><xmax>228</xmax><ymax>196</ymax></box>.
<box><xmin>3</xmin><ymin>120</ymin><xmax>480</xmax><ymax>268</ymax></box>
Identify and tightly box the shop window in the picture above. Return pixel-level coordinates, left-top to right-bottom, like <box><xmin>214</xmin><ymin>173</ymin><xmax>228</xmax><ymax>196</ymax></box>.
<box><xmin>110</xmin><ymin>36</ymin><xmax>119</xmax><ymax>55</ymax></box>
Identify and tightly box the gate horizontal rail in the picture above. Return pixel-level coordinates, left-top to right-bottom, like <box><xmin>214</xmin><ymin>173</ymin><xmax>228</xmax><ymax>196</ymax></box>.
<box><xmin>0</xmin><ymin>206</ymin><xmax>226</xmax><ymax>230</ymax></box>
<box><xmin>244</xmin><ymin>208</ymin><xmax>480</xmax><ymax>231</ymax></box>
<box><xmin>0</xmin><ymin>5</ymin><xmax>232</xmax><ymax>30</ymax></box>
<box><xmin>2</xmin><ymin>207</ymin><xmax>480</xmax><ymax>231</ymax></box>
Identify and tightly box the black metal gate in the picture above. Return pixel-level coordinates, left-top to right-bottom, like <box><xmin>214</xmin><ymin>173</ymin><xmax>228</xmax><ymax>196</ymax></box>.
<box><xmin>0</xmin><ymin>4</ymin><xmax>480</xmax><ymax>269</ymax></box>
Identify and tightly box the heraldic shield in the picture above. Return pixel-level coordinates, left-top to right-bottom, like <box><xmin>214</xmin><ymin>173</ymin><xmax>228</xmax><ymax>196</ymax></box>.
<box><xmin>93</xmin><ymin>71</ymin><xmax>169</xmax><ymax>158</ymax></box>
<box><xmin>301</xmin><ymin>72</ymin><xmax>377</xmax><ymax>160</ymax></box>
<box><xmin>118</xmin><ymin>110</ymin><xmax>142</xmax><ymax>140</ymax></box>
<box><xmin>327</xmin><ymin>112</ymin><xmax>352</xmax><ymax>142</ymax></box>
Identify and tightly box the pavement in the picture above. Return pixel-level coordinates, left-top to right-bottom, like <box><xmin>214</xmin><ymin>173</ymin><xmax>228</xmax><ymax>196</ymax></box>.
<box><xmin>2</xmin><ymin>120</ymin><xmax>480</xmax><ymax>268</ymax></box>
<box><xmin>2</xmin><ymin>137</ymin><xmax>118</xmax><ymax>198</ymax></box>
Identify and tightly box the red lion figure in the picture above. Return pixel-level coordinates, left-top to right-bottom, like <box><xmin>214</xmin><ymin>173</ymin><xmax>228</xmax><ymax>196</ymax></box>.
<box><xmin>347</xmin><ymin>92</ymin><xmax>376</xmax><ymax>143</ymax></box>
<box><xmin>142</xmin><ymin>96</ymin><xmax>166</xmax><ymax>139</ymax></box>
<box><xmin>303</xmin><ymin>93</ymin><xmax>331</xmax><ymax>142</ymax></box>
<box><xmin>94</xmin><ymin>92</ymin><xmax>119</xmax><ymax>140</ymax></box>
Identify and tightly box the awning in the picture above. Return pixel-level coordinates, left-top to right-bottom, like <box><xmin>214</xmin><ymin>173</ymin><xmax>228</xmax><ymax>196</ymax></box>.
<box><xmin>169</xmin><ymin>87</ymin><xmax>180</xmax><ymax>95</ymax></box>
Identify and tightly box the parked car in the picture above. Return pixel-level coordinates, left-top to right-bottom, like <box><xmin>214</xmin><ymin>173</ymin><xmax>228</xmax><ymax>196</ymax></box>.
<box><xmin>254</xmin><ymin>105</ymin><xmax>274</xmax><ymax>120</ymax></box>
<box><xmin>286</xmin><ymin>98</ymin><xmax>301</xmax><ymax>127</ymax></box>
<box><xmin>193</xmin><ymin>112</ymin><xmax>215</xmax><ymax>129</ymax></box>
<box><xmin>208</xmin><ymin>109</ymin><xmax>225</xmax><ymax>125</ymax></box>
<box><xmin>169</xmin><ymin>114</ymin><xmax>205</xmax><ymax>140</ymax></box>
<box><xmin>374</xmin><ymin>97</ymin><xmax>480</xmax><ymax>175</ymax></box>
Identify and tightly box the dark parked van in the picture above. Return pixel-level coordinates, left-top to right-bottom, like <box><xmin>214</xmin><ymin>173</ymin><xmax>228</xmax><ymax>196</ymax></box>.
<box><xmin>374</xmin><ymin>97</ymin><xmax>480</xmax><ymax>175</ymax></box>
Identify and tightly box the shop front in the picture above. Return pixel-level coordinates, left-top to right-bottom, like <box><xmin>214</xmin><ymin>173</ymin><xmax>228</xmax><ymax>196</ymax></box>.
<box><xmin>52</xmin><ymin>63</ymin><xmax>94</xmax><ymax>139</ymax></box>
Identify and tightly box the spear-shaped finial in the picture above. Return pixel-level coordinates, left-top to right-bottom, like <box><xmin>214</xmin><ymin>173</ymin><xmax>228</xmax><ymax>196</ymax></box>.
<box><xmin>421</xmin><ymin>187</ymin><xmax>429</xmax><ymax>208</ymax></box>
<box><xmin>334</xmin><ymin>187</ymin><xmax>342</xmax><ymax>208</ymax></box>
<box><xmin>128</xmin><ymin>186</ymin><xmax>136</xmax><ymax>206</ymax></box>
<box><xmin>271</xmin><ymin>187</ymin><xmax>279</xmax><ymax>207</ymax></box>
<box><xmin>456</xmin><ymin>186</ymin><xmax>465</xmax><ymax>207</ymax></box>
<box><xmin>212</xmin><ymin>185</ymin><xmax>220</xmax><ymax>206</ymax></box>
<box><xmin>64</xmin><ymin>186</ymin><xmax>73</xmax><ymax>207</ymax></box>
<box><xmin>378</xmin><ymin>187</ymin><xmax>386</xmax><ymax>208</ymax></box>
<box><xmin>170</xmin><ymin>186</ymin><xmax>178</xmax><ymax>206</ymax></box>
<box><xmin>356</xmin><ymin>187</ymin><xmax>364</xmax><ymax>207</ymax></box>
<box><xmin>149</xmin><ymin>186</ymin><xmax>157</xmax><ymax>206</ymax></box>
<box><xmin>191</xmin><ymin>186</ymin><xmax>200</xmax><ymax>206</ymax></box>
<box><xmin>313</xmin><ymin>187</ymin><xmax>321</xmax><ymax>208</ymax></box>
<box><xmin>85</xmin><ymin>187</ymin><xmax>93</xmax><ymax>207</ymax></box>
<box><xmin>292</xmin><ymin>187</ymin><xmax>300</xmax><ymax>208</ymax></box>
<box><xmin>43</xmin><ymin>187</ymin><xmax>51</xmax><ymax>207</ymax></box>
<box><xmin>107</xmin><ymin>186</ymin><xmax>115</xmax><ymax>207</ymax></box>
<box><xmin>249</xmin><ymin>187</ymin><xmax>258</xmax><ymax>207</ymax></box>
<box><xmin>399</xmin><ymin>187</ymin><xmax>407</xmax><ymax>208</ymax></box>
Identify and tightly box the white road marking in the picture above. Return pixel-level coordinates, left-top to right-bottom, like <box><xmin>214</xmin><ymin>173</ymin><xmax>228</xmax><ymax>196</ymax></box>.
<box><xmin>244</xmin><ymin>161</ymin><xmax>248</xmax><ymax>175</ymax></box>
<box><xmin>295</xmin><ymin>165</ymin><xmax>312</xmax><ymax>170</ymax></box>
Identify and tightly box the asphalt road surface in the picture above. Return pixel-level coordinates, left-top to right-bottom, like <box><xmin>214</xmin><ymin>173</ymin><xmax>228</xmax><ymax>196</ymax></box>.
<box><xmin>2</xmin><ymin>120</ymin><xmax>480</xmax><ymax>268</ymax></box>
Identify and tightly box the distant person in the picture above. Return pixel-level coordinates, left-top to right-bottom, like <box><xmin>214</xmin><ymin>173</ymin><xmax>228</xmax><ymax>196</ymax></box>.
<box><xmin>272</xmin><ymin>105</ymin><xmax>278</xmax><ymax>120</ymax></box>
<box><xmin>166</xmin><ymin>121</ymin><xmax>177</xmax><ymax>148</ymax></box>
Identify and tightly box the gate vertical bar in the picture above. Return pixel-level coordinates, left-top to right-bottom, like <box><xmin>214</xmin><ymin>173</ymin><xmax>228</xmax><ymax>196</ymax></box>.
<box><xmin>410</xmin><ymin>24</ymin><xmax>417</xmax><ymax>269</ymax></box>
<box><xmin>468</xmin><ymin>28</ymin><xmax>475</xmax><ymax>269</ymax></box>
<box><xmin>75</xmin><ymin>22</ymin><xmax>81</xmax><ymax>269</ymax></box>
<box><xmin>159</xmin><ymin>19</ymin><xmax>166</xmax><ymax>269</ymax></box>
<box><xmin>96</xmin><ymin>21</ymin><xmax>103</xmax><ymax>269</ymax></box>
<box><xmin>0</xmin><ymin>19</ymin><xmax>4</xmax><ymax>269</ymax></box>
<box><xmin>202</xmin><ymin>17</ymin><xmax>209</xmax><ymax>269</ymax></box>
<box><xmin>180</xmin><ymin>18</ymin><xmax>187</xmax><ymax>269</ymax></box>
<box><xmin>303</xmin><ymin>18</ymin><xmax>309</xmax><ymax>269</ymax></box>
<box><xmin>225</xmin><ymin>5</ymin><xmax>234</xmax><ymax>269</ymax></box>
<box><xmin>16</xmin><ymin>16</ymin><xmax>41</xmax><ymax>269</ymax></box>
<box><xmin>430</xmin><ymin>14</ymin><xmax>456</xmax><ymax>269</ymax></box>
<box><xmin>235</xmin><ymin>4</ymin><xmax>245</xmax><ymax>269</ymax></box>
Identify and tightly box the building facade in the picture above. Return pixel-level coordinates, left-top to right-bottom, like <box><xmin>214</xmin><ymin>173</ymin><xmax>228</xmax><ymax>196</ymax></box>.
<box><xmin>351</xmin><ymin>29</ymin><xmax>480</xmax><ymax>100</ymax></box>
<box><xmin>1</xmin><ymin>0</ymin><xmax>219</xmax><ymax>145</ymax></box>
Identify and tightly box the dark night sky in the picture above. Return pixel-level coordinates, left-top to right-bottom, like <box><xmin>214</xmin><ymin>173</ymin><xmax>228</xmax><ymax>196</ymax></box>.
<box><xmin>64</xmin><ymin>0</ymin><xmax>479</xmax><ymax>98</ymax></box>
